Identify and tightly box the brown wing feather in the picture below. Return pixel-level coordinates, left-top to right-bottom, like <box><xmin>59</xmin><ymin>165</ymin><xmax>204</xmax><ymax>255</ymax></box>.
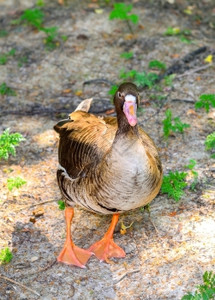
<box><xmin>54</xmin><ymin>111</ymin><xmax>117</xmax><ymax>179</ymax></box>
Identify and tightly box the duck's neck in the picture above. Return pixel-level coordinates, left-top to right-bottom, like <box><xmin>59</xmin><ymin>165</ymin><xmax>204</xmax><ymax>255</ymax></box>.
<box><xmin>115</xmin><ymin>112</ymin><xmax>138</xmax><ymax>137</ymax></box>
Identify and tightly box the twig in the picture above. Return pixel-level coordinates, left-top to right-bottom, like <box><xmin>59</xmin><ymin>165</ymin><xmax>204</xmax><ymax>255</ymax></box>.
<box><xmin>114</xmin><ymin>269</ymin><xmax>140</xmax><ymax>284</ymax></box>
<box><xmin>176</xmin><ymin>64</ymin><xmax>214</xmax><ymax>78</ymax></box>
<box><xmin>83</xmin><ymin>78</ymin><xmax>114</xmax><ymax>86</ymax></box>
<box><xmin>171</xmin><ymin>98</ymin><xmax>195</xmax><ymax>103</ymax></box>
<box><xmin>19</xmin><ymin>259</ymin><xmax>57</xmax><ymax>278</ymax></box>
<box><xmin>14</xmin><ymin>199</ymin><xmax>57</xmax><ymax>211</ymax></box>
<box><xmin>0</xmin><ymin>274</ymin><xmax>40</xmax><ymax>297</ymax></box>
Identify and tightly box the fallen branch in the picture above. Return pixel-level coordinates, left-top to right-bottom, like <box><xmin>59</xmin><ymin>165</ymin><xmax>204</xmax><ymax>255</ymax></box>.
<box><xmin>19</xmin><ymin>259</ymin><xmax>57</xmax><ymax>278</ymax></box>
<box><xmin>114</xmin><ymin>269</ymin><xmax>140</xmax><ymax>284</ymax></box>
<box><xmin>0</xmin><ymin>274</ymin><xmax>40</xmax><ymax>297</ymax></box>
<box><xmin>14</xmin><ymin>199</ymin><xmax>57</xmax><ymax>211</ymax></box>
<box><xmin>176</xmin><ymin>63</ymin><xmax>214</xmax><ymax>78</ymax></box>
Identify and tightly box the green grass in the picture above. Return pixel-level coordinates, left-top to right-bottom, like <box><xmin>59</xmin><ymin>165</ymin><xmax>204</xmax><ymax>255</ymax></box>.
<box><xmin>184</xmin><ymin>159</ymin><xmax>199</xmax><ymax>191</ymax></box>
<box><xmin>7</xmin><ymin>177</ymin><xmax>27</xmax><ymax>191</ymax></box>
<box><xmin>120</xmin><ymin>51</ymin><xmax>133</xmax><ymax>59</ymax></box>
<box><xmin>0</xmin><ymin>128</ymin><xmax>25</xmax><ymax>160</ymax></box>
<box><xmin>164</xmin><ymin>27</ymin><xmax>192</xmax><ymax>43</ymax></box>
<box><xmin>120</xmin><ymin>69</ymin><xmax>158</xmax><ymax>88</ymax></box>
<box><xmin>162</xmin><ymin>109</ymin><xmax>190</xmax><ymax>139</ymax></box>
<box><xmin>58</xmin><ymin>200</ymin><xmax>66</xmax><ymax>210</ymax></box>
<box><xmin>205</xmin><ymin>132</ymin><xmax>215</xmax><ymax>159</ymax></box>
<box><xmin>0</xmin><ymin>82</ymin><xmax>16</xmax><ymax>96</ymax></box>
<box><xmin>195</xmin><ymin>94</ymin><xmax>215</xmax><ymax>113</ymax></box>
<box><xmin>182</xmin><ymin>271</ymin><xmax>215</xmax><ymax>300</ymax></box>
<box><xmin>0</xmin><ymin>247</ymin><xmax>13</xmax><ymax>264</ymax></box>
<box><xmin>161</xmin><ymin>171</ymin><xmax>187</xmax><ymax>202</ymax></box>
<box><xmin>0</xmin><ymin>48</ymin><xmax>16</xmax><ymax>65</ymax></box>
<box><xmin>0</xmin><ymin>30</ymin><xmax>8</xmax><ymax>37</ymax></box>
<box><xmin>12</xmin><ymin>7</ymin><xmax>61</xmax><ymax>50</ymax></box>
<box><xmin>148</xmin><ymin>60</ymin><xmax>166</xmax><ymax>70</ymax></box>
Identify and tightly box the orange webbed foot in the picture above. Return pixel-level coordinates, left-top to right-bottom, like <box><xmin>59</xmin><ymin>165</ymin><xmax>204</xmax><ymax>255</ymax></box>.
<box><xmin>57</xmin><ymin>240</ymin><xmax>92</xmax><ymax>268</ymax></box>
<box><xmin>88</xmin><ymin>214</ymin><xmax>126</xmax><ymax>263</ymax></box>
<box><xmin>88</xmin><ymin>237</ymin><xmax>125</xmax><ymax>263</ymax></box>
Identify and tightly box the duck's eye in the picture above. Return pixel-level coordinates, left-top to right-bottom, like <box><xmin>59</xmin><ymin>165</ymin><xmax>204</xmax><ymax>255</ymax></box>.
<box><xmin>118</xmin><ymin>92</ymin><xmax>123</xmax><ymax>99</ymax></box>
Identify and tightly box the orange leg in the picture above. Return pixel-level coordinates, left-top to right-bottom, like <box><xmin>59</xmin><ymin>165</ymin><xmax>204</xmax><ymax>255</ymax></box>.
<box><xmin>57</xmin><ymin>207</ymin><xmax>92</xmax><ymax>268</ymax></box>
<box><xmin>88</xmin><ymin>214</ymin><xmax>126</xmax><ymax>263</ymax></box>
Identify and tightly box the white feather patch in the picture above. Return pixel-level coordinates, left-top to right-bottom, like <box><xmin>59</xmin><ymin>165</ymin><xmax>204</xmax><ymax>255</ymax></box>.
<box><xmin>125</xmin><ymin>94</ymin><xmax>136</xmax><ymax>102</ymax></box>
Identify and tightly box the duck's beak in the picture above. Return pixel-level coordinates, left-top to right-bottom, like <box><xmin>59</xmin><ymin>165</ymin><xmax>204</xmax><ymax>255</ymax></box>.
<box><xmin>123</xmin><ymin>101</ymin><xmax>137</xmax><ymax>126</ymax></box>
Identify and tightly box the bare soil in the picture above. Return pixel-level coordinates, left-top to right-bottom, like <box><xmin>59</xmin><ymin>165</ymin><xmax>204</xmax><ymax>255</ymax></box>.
<box><xmin>0</xmin><ymin>1</ymin><xmax>214</xmax><ymax>299</ymax></box>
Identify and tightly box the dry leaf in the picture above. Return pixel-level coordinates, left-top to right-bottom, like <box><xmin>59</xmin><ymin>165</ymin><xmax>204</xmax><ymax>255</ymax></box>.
<box><xmin>204</xmin><ymin>54</ymin><xmax>213</xmax><ymax>64</ymax></box>
<box><xmin>75</xmin><ymin>90</ymin><xmax>83</xmax><ymax>96</ymax></box>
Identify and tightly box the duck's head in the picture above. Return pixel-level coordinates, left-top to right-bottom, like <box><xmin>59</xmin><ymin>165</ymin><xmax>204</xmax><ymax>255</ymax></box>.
<box><xmin>114</xmin><ymin>82</ymin><xmax>140</xmax><ymax>127</ymax></box>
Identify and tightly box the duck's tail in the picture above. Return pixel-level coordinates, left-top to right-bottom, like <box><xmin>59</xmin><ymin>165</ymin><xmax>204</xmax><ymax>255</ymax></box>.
<box><xmin>75</xmin><ymin>98</ymin><xmax>93</xmax><ymax>112</ymax></box>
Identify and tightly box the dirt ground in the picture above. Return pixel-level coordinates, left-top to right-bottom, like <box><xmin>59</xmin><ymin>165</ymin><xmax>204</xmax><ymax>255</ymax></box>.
<box><xmin>0</xmin><ymin>0</ymin><xmax>215</xmax><ymax>299</ymax></box>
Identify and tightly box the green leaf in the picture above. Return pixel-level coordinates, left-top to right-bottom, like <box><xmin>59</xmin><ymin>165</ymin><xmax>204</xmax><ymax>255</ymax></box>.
<box><xmin>58</xmin><ymin>200</ymin><xmax>66</xmax><ymax>210</ymax></box>
<box><xmin>0</xmin><ymin>30</ymin><xmax>8</xmax><ymax>37</ymax></box>
<box><xmin>108</xmin><ymin>85</ymin><xmax>118</xmax><ymax>96</ymax></box>
<box><xmin>182</xmin><ymin>271</ymin><xmax>215</xmax><ymax>300</ymax></box>
<box><xmin>0</xmin><ymin>54</ymin><xmax>8</xmax><ymax>65</ymax></box>
<box><xmin>195</xmin><ymin>94</ymin><xmax>215</xmax><ymax>113</ymax></box>
<box><xmin>36</xmin><ymin>0</ymin><xmax>45</xmax><ymax>6</ymax></box>
<box><xmin>128</xmin><ymin>14</ymin><xmax>139</xmax><ymax>24</ymax></box>
<box><xmin>164</xmin><ymin>26</ymin><xmax>181</xmax><ymax>36</ymax></box>
<box><xmin>162</xmin><ymin>109</ymin><xmax>190</xmax><ymax>139</ymax></box>
<box><xmin>7</xmin><ymin>177</ymin><xmax>27</xmax><ymax>191</ymax></box>
<box><xmin>20</xmin><ymin>8</ymin><xmax>44</xmax><ymax>29</ymax></box>
<box><xmin>0</xmin><ymin>247</ymin><xmax>13</xmax><ymax>264</ymax></box>
<box><xmin>120</xmin><ymin>51</ymin><xmax>133</xmax><ymax>59</ymax></box>
<box><xmin>184</xmin><ymin>159</ymin><xmax>197</xmax><ymax>170</ymax></box>
<box><xmin>0</xmin><ymin>82</ymin><xmax>16</xmax><ymax>96</ymax></box>
<box><xmin>161</xmin><ymin>171</ymin><xmax>187</xmax><ymax>202</ymax></box>
<box><xmin>0</xmin><ymin>128</ymin><xmax>25</xmax><ymax>160</ymax></box>
<box><xmin>148</xmin><ymin>60</ymin><xmax>166</xmax><ymax>70</ymax></box>
<box><xmin>109</xmin><ymin>3</ymin><xmax>138</xmax><ymax>25</ymax></box>
<box><xmin>205</xmin><ymin>132</ymin><xmax>215</xmax><ymax>150</ymax></box>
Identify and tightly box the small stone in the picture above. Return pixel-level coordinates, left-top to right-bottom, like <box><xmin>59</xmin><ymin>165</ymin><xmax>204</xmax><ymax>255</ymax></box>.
<box><xmin>31</xmin><ymin>256</ymin><xmax>39</xmax><ymax>262</ymax></box>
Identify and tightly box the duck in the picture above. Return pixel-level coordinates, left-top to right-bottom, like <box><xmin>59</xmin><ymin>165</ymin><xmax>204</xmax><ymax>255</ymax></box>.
<box><xmin>54</xmin><ymin>82</ymin><xmax>163</xmax><ymax>268</ymax></box>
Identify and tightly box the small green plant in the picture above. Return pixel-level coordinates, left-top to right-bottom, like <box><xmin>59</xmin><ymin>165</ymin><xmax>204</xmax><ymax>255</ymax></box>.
<box><xmin>0</xmin><ymin>30</ymin><xmax>8</xmax><ymax>37</ymax></box>
<box><xmin>0</xmin><ymin>82</ymin><xmax>16</xmax><ymax>96</ymax></box>
<box><xmin>0</xmin><ymin>247</ymin><xmax>13</xmax><ymax>264</ymax></box>
<box><xmin>36</xmin><ymin>0</ymin><xmax>45</xmax><ymax>6</ymax></box>
<box><xmin>162</xmin><ymin>109</ymin><xmax>190</xmax><ymax>139</ymax></box>
<box><xmin>0</xmin><ymin>48</ymin><xmax>16</xmax><ymax>65</ymax></box>
<box><xmin>58</xmin><ymin>200</ymin><xmax>66</xmax><ymax>210</ymax></box>
<box><xmin>184</xmin><ymin>159</ymin><xmax>199</xmax><ymax>191</ymax></box>
<box><xmin>163</xmin><ymin>74</ymin><xmax>175</xmax><ymax>86</ymax></box>
<box><xmin>20</xmin><ymin>8</ymin><xmax>44</xmax><ymax>28</ymax></box>
<box><xmin>41</xmin><ymin>26</ymin><xmax>59</xmax><ymax>50</ymax></box>
<box><xmin>120</xmin><ymin>69</ymin><xmax>158</xmax><ymax>88</ymax></box>
<box><xmin>148</xmin><ymin>60</ymin><xmax>166</xmax><ymax>70</ymax></box>
<box><xmin>7</xmin><ymin>177</ymin><xmax>27</xmax><ymax>191</ymax></box>
<box><xmin>161</xmin><ymin>171</ymin><xmax>187</xmax><ymax>202</ymax></box>
<box><xmin>109</xmin><ymin>3</ymin><xmax>138</xmax><ymax>33</ymax></box>
<box><xmin>182</xmin><ymin>271</ymin><xmax>215</xmax><ymax>300</ymax></box>
<box><xmin>0</xmin><ymin>54</ymin><xmax>7</xmax><ymax>65</ymax></box>
<box><xmin>164</xmin><ymin>27</ymin><xmax>192</xmax><ymax>43</ymax></box>
<box><xmin>195</xmin><ymin>94</ymin><xmax>215</xmax><ymax>113</ymax></box>
<box><xmin>108</xmin><ymin>84</ymin><xmax>118</xmax><ymax>101</ymax></box>
<box><xmin>205</xmin><ymin>132</ymin><xmax>215</xmax><ymax>159</ymax></box>
<box><xmin>0</xmin><ymin>128</ymin><xmax>25</xmax><ymax>160</ymax></box>
<box><xmin>12</xmin><ymin>7</ymin><xmax>61</xmax><ymax>50</ymax></box>
<box><xmin>109</xmin><ymin>3</ymin><xmax>139</xmax><ymax>24</ymax></box>
<box><xmin>120</xmin><ymin>51</ymin><xmax>133</xmax><ymax>59</ymax></box>
<box><xmin>18</xmin><ymin>56</ymin><xmax>28</xmax><ymax>67</ymax></box>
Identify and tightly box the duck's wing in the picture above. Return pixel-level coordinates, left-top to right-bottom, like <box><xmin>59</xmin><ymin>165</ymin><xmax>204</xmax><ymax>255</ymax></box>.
<box><xmin>54</xmin><ymin>111</ymin><xmax>117</xmax><ymax>179</ymax></box>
